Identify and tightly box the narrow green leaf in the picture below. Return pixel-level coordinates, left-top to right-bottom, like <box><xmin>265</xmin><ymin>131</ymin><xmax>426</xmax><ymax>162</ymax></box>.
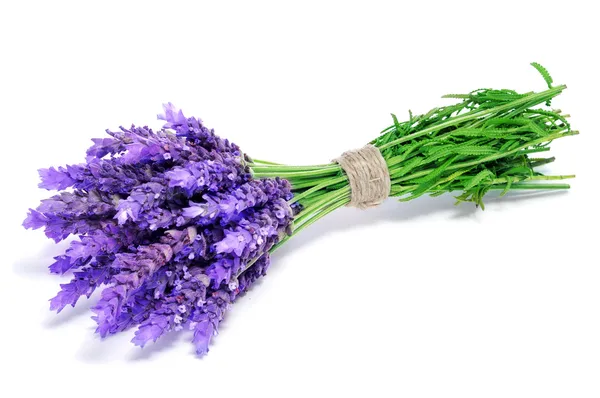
<box><xmin>531</xmin><ymin>62</ymin><xmax>554</xmax><ymax>88</ymax></box>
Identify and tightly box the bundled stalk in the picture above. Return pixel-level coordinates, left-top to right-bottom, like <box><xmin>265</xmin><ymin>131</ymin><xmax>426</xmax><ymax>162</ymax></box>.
<box><xmin>23</xmin><ymin>64</ymin><xmax>575</xmax><ymax>356</ymax></box>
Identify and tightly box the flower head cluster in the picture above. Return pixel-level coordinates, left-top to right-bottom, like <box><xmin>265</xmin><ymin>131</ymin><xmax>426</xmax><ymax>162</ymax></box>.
<box><xmin>23</xmin><ymin>104</ymin><xmax>295</xmax><ymax>356</ymax></box>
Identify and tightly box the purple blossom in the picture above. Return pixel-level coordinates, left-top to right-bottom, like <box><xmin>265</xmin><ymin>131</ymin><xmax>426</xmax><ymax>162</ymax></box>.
<box><xmin>131</xmin><ymin>265</ymin><xmax>209</xmax><ymax>347</ymax></box>
<box><xmin>23</xmin><ymin>190</ymin><xmax>118</xmax><ymax>242</ymax></box>
<box><xmin>131</xmin><ymin>313</ymin><xmax>170</xmax><ymax>347</ymax></box>
<box><xmin>192</xmin><ymin>320</ymin><xmax>214</xmax><ymax>356</ymax></box>
<box><xmin>38</xmin><ymin>166</ymin><xmax>76</xmax><ymax>190</ymax></box>
<box><xmin>24</xmin><ymin>104</ymin><xmax>294</xmax><ymax>357</ymax></box>
<box><xmin>165</xmin><ymin>158</ymin><xmax>244</xmax><ymax>196</ymax></box>
<box><xmin>48</xmin><ymin>255</ymin><xmax>77</xmax><ymax>274</ymax></box>
<box><xmin>22</xmin><ymin>209</ymin><xmax>48</xmax><ymax>230</ymax></box>
<box><xmin>158</xmin><ymin>102</ymin><xmax>187</xmax><ymax>129</ymax></box>
<box><xmin>49</xmin><ymin>260</ymin><xmax>115</xmax><ymax>313</ymax></box>
<box><xmin>86</xmin><ymin>137</ymin><xmax>125</xmax><ymax>161</ymax></box>
<box><xmin>190</xmin><ymin>255</ymin><xmax>271</xmax><ymax>356</ymax></box>
<box><xmin>215</xmin><ymin>228</ymin><xmax>253</xmax><ymax>257</ymax></box>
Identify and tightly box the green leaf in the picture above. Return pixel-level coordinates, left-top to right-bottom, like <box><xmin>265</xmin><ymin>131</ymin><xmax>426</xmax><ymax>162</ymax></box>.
<box><xmin>464</xmin><ymin>169</ymin><xmax>495</xmax><ymax>191</ymax></box>
<box><xmin>531</xmin><ymin>62</ymin><xmax>554</xmax><ymax>89</ymax></box>
<box><xmin>483</xmin><ymin>117</ymin><xmax>531</xmax><ymax>127</ymax></box>
<box><xmin>500</xmin><ymin>177</ymin><xmax>513</xmax><ymax>197</ymax></box>
<box><xmin>452</xmin><ymin>146</ymin><xmax>497</xmax><ymax>156</ymax></box>
<box><xmin>412</xmin><ymin>155</ymin><xmax>458</xmax><ymax>184</ymax></box>
<box><xmin>389</xmin><ymin>156</ymin><xmax>424</xmax><ymax>178</ymax></box>
<box><xmin>500</xmin><ymin>166</ymin><xmax>532</xmax><ymax>178</ymax></box>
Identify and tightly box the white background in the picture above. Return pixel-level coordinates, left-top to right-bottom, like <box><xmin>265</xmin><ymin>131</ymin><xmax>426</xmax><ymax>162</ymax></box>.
<box><xmin>1</xmin><ymin>1</ymin><xmax>599</xmax><ymax>397</ymax></box>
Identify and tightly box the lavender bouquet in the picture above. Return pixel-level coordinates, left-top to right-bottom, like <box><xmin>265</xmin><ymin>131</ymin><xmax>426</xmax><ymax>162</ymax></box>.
<box><xmin>24</xmin><ymin>64</ymin><xmax>576</xmax><ymax>356</ymax></box>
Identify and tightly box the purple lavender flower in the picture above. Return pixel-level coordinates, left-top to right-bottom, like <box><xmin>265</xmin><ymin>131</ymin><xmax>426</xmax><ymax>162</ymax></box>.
<box><xmin>132</xmin><ymin>264</ymin><xmax>209</xmax><ymax>347</ymax></box>
<box><xmin>190</xmin><ymin>254</ymin><xmax>271</xmax><ymax>356</ymax></box>
<box><xmin>158</xmin><ymin>102</ymin><xmax>187</xmax><ymax>129</ymax></box>
<box><xmin>91</xmin><ymin>243</ymin><xmax>173</xmax><ymax>336</ymax></box>
<box><xmin>85</xmin><ymin>136</ymin><xmax>125</xmax><ymax>161</ymax></box>
<box><xmin>38</xmin><ymin>166</ymin><xmax>77</xmax><ymax>190</ymax></box>
<box><xmin>165</xmin><ymin>158</ymin><xmax>245</xmax><ymax>197</ymax></box>
<box><xmin>24</xmin><ymin>104</ymin><xmax>294</xmax><ymax>357</ymax></box>
<box><xmin>49</xmin><ymin>257</ymin><xmax>116</xmax><ymax>313</ymax></box>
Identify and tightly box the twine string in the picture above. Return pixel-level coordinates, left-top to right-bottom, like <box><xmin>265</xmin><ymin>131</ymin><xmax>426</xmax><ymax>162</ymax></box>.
<box><xmin>334</xmin><ymin>144</ymin><xmax>390</xmax><ymax>209</ymax></box>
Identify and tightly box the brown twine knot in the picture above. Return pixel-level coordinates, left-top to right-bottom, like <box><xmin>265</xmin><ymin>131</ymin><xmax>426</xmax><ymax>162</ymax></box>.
<box><xmin>334</xmin><ymin>144</ymin><xmax>390</xmax><ymax>209</ymax></box>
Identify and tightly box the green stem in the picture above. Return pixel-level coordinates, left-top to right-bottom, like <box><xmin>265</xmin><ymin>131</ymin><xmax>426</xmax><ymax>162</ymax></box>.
<box><xmin>288</xmin><ymin>175</ymin><xmax>348</xmax><ymax>204</ymax></box>
<box><xmin>251</xmin><ymin>159</ymin><xmax>283</xmax><ymax>165</ymax></box>
<box><xmin>271</xmin><ymin>196</ymin><xmax>348</xmax><ymax>253</ymax></box>
<box><xmin>251</xmin><ymin>164</ymin><xmax>336</xmax><ymax>171</ymax></box>
<box><xmin>491</xmin><ymin>183</ymin><xmax>571</xmax><ymax>190</ymax></box>
<box><xmin>294</xmin><ymin>187</ymin><xmax>350</xmax><ymax>225</ymax></box>
<box><xmin>252</xmin><ymin>166</ymin><xmax>340</xmax><ymax>179</ymax></box>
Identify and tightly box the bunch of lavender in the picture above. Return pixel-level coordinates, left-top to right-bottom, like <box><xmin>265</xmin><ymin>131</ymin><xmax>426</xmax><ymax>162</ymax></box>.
<box><xmin>24</xmin><ymin>64</ymin><xmax>576</xmax><ymax>357</ymax></box>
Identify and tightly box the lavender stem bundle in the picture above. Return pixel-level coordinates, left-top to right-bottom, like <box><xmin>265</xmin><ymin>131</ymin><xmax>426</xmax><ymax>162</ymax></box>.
<box><xmin>23</xmin><ymin>64</ymin><xmax>575</xmax><ymax>356</ymax></box>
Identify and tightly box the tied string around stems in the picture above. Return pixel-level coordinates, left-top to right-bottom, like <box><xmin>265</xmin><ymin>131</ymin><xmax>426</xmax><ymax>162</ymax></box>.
<box><xmin>334</xmin><ymin>144</ymin><xmax>391</xmax><ymax>209</ymax></box>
